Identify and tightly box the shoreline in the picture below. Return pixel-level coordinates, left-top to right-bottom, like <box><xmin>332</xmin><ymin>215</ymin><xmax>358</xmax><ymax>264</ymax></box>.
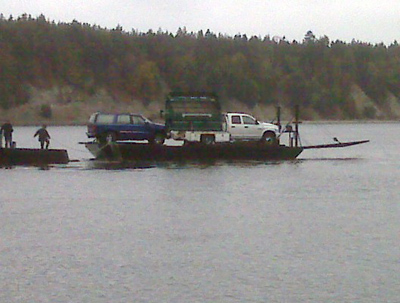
<box><xmin>8</xmin><ymin>119</ymin><xmax>399</xmax><ymax>127</ymax></box>
<box><xmin>1</xmin><ymin>100</ymin><xmax>398</xmax><ymax>127</ymax></box>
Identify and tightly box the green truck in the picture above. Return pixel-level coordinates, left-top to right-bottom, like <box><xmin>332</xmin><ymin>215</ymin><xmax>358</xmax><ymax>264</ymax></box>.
<box><xmin>163</xmin><ymin>92</ymin><xmax>230</xmax><ymax>144</ymax></box>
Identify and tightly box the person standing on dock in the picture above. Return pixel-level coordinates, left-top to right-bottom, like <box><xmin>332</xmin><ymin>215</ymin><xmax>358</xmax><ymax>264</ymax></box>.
<box><xmin>1</xmin><ymin>121</ymin><xmax>13</xmax><ymax>148</ymax></box>
<box><xmin>34</xmin><ymin>125</ymin><xmax>51</xmax><ymax>149</ymax></box>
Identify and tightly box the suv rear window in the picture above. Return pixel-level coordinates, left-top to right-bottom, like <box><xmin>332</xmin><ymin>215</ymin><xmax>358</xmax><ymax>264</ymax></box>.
<box><xmin>89</xmin><ymin>114</ymin><xmax>97</xmax><ymax>123</ymax></box>
<box><xmin>96</xmin><ymin>114</ymin><xmax>115</xmax><ymax>124</ymax></box>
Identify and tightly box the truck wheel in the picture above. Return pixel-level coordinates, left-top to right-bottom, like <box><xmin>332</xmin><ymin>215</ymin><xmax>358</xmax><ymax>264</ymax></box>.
<box><xmin>262</xmin><ymin>131</ymin><xmax>277</xmax><ymax>145</ymax></box>
<box><xmin>150</xmin><ymin>133</ymin><xmax>165</xmax><ymax>145</ymax></box>
<box><xmin>201</xmin><ymin>135</ymin><xmax>215</xmax><ymax>145</ymax></box>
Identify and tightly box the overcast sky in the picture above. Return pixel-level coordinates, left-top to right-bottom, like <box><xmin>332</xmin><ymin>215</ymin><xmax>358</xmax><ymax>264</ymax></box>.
<box><xmin>2</xmin><ymin>0</ymin><xmax>399</xmax><ymax>44</ymax></box>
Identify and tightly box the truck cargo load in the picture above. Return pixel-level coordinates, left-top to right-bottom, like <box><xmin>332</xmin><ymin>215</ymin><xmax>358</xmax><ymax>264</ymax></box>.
<box><xmin>163</xmin><ymin>92</ymin><xmax>230</xmax><ymax>144</ymax></box>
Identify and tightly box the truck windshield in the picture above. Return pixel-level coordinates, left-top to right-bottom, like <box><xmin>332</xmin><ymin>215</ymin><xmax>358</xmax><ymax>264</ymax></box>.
<box><xmin>132</xmin><ymin>115</ymin><xmax>146</xmax><ymax>125</ymax></box>
<box><xmin>242</xmin><ymin>116</ymin><xmax>257</xmax><ymax>125</ymax></box>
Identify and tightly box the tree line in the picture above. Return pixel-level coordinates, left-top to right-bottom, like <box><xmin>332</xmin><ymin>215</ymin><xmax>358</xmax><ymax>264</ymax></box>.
<box><xmin>1</xmin><ymin>14</ymin><xmax>400</xmax><ymax>119</ymax></box>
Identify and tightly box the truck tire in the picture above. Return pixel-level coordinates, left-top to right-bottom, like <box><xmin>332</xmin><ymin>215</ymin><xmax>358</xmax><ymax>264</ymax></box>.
<box><xmin>200</xmin><ymin>134</ymin><xmax>215</xmax><ymax>145</ymax></box>
<box><xmin>262</xmin><ymin>131</ymin><xmax>277</xmax><ymax>145</ymax></box>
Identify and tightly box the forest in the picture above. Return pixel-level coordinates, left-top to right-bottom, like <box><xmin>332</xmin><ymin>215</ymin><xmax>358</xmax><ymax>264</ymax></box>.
<box><xmin>1</xmin><ymin>14</ymin><xmax>400</xmax><ymax>121</ymax></box>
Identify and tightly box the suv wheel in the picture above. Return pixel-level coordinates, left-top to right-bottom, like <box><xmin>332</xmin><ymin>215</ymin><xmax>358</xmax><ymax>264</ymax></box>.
<box><xmin>105</xmin><ymin>132</ymin><xmax>117</xmax><ymax>143</ymax></box>
<box><xmin>150</xmin><ymin>133</ymin><xmax>165</xmax><ymax>145</ymax></box>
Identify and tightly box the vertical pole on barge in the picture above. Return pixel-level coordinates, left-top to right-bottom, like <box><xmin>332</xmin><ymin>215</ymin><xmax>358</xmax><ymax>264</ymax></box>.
<box><xmin>295</xmin><ymin>104</ymin><xmax>299</xmax><ymax>147</ymax></box>
<box><xmin>276</xmin><ymin>106</ymin><xmax>281</xmax><ymax>132</ymax></box>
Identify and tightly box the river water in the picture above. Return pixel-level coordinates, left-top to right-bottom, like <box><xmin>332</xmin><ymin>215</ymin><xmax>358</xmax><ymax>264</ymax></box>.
<box><xmin>0</xmin><ymin>123</ymin><xmax>399</xmax><ymax>302</ymax></box>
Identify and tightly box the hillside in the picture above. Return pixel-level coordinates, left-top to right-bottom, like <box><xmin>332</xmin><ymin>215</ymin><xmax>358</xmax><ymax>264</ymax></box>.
<box><xmin>1</xmin><ymin>15</ymin><xmax>400</xmax><ymax>125</ymax></box>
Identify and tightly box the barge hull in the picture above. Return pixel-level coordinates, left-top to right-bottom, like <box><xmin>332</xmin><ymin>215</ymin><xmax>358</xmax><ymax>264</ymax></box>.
<box><xmin>0</xmin><ymin>148</ymin><xmax>69</xmax><ymax>166</ymax></box>
<box><xmin>85</xmin><ymin>142</ymin><xmax>303</xmax><ymax>162</ymax></box>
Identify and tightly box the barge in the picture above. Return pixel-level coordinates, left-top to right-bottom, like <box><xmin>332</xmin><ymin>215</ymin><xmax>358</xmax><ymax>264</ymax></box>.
<box><xmin>83</xmin><ymin>139</ymin><xmax>369</xmax><ymax>163</ymax></box>
<box><xmin>82</xmin><ymin>103</ymin><xmax>369</xmax><ymax>163</ymax></box>
<box><xmin>0</xmin><ymin>148</ymin><xmax>69</xmax><ymax>166</ymax></box>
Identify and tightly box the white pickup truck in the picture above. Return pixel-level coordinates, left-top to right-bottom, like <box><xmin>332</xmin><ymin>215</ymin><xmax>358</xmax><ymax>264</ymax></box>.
<box><xmin>171</xmin><ymin>112</ymin><xmax>280</xmax><ymax>144</ymax></box>
<box><xmin>223</xmin><ymin>112</ymin><xmax>279</xmax><ymax>143</ymax></box>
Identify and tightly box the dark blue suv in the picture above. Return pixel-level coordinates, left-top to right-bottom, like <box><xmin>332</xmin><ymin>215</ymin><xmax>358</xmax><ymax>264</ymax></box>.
<box><xmin>87</xmin><ymin>112</ymin><xmax>167</xmax><ymax>144</ymax></box>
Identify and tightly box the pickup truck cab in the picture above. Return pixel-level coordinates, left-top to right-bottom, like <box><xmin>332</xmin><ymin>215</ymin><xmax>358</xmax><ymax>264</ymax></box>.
<box><xmin>224</xmin><ymin>113</ymin><xmax>279</xmax><ymax>143</ymax></box>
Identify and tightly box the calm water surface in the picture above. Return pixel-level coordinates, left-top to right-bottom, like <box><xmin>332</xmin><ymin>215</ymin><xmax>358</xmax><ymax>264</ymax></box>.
<box><xmin>0</xmin><ymin>123</ymin><xmax>399</xmax><ymax>302</ymax></box>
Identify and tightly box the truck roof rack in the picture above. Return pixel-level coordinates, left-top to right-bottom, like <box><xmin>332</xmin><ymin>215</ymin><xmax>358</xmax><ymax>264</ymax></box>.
<box><xmin>167</xmin><ymin>92</ymin><xmax>218</xmax><ymax>99</ymax></box>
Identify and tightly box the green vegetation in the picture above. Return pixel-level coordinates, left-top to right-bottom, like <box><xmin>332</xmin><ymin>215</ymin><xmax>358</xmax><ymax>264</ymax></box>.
<box><xmin>1</xmin><ymin>14</ymin><xmax>400</xmax><ymax>123</ymax></box>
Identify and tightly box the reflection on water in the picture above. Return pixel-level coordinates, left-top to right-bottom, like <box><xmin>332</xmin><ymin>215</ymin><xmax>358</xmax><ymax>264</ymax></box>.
<box><xmin>85</xmin><ymin>159</ymin><xmax>156</xmax><ymax>170</ymax></box>
<box><xmin>0</xmin><ymin>156</ymin><xmax>364</xmax><ymax>171</ymax></box>
<box><xmin>299</xmin><ymin>157</ymin><xmax>363</xmax><ymax>162</ymax></box>
<box><xmin>81</xmin><ymin>158</ymin><xmax>304</xmax><ymax>170</ymax></box>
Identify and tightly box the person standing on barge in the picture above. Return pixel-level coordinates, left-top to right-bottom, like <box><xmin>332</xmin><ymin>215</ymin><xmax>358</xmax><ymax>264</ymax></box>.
<box><xmin>34</xmin><ymin>125</ymin><xmax>51</xmax><ymax>149</ymax></box>
<box><xmin>1</xmin><ymin>121</ymin><xmax>13</xmax><ymax>148</ymax></box>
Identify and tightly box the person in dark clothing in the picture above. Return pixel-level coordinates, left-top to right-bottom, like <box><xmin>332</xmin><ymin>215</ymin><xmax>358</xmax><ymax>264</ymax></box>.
<box><xmin>34</xmin><ymin>125</ymin><xmax>51</xmax><ymax>149</ymax></box>
<box><xmin>1</xmin><ymin>121</ymin><xmax>13</xmax><ymax>148</ymax></box>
